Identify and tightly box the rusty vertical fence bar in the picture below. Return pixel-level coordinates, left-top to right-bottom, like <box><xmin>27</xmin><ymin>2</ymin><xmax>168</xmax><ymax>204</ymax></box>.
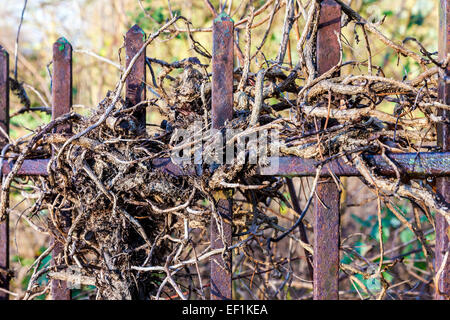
<box><xmin>437</xmin><ymin>0</ymin><xmax>450</xmax><ymax>300</ymax></box>
<box><xmin>50</xmin><ymin>37</ymin><xmax>72</xmax><ymax>300</ymax></box>
<box><xmin>0</xmin><ymin>46</ymin><xmax>9</xmax><ymax>300</ymax></box>
<box><xmin>313</xmin><ymin>0</ymin><xmax>341</xmax><ymax>300</ymax></box>
<box><xmin>125</xmin><ymin>25</ymin><xmax>146</xmax><ymax>127</ymax></box>
<box><xmin>210</xmin><ymin>13</ymin><xmax>234</xmax><ymax>300</ymax></box>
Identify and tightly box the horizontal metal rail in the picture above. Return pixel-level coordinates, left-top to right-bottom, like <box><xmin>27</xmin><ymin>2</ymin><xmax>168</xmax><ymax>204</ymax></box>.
<box><xmin>3</xmin><ymin>152</ymin><xmax>450</xmax><ymax>177</ymax></box>
<box><xmin>259</xmin><ymin>152</ymin><xmax>450</xmax><ymax>177</ymax></box>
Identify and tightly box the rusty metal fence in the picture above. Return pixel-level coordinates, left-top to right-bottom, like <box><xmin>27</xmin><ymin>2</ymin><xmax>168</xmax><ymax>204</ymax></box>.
<box><xmin>0</xmin><ymin>0</ymin><xmax>449</xmax><ymax>300</ymax></box>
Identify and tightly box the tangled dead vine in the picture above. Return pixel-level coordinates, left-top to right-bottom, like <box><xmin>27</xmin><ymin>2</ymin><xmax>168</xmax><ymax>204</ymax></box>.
<box><xmin>1</xmin><ymin>1</ymin><xmax>449</xmax><ymax>300</ymax></box>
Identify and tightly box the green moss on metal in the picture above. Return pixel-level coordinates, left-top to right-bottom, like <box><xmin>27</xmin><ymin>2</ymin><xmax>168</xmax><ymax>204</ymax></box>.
<box><xmin>140</xmin><ymin>29</ymin><xmax>146</xmax><ymax>42</ymax></box>
<box><xmin>214</xmin><ymin>12</ymin><xmax>234</xmax><ymax>23</ymax></box>
<box><xmin>56</xmin><ymin>37</ymin><xmax>70</xmax><ymax>51</ymax></box>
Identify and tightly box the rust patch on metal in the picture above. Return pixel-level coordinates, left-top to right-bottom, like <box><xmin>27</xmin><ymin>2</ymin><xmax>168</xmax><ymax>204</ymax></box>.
<box><xmin>258</xmin><ymin>153</ymin><xmax>450</xmax><ymax>178</ymax></box>
<box><xmin>125</xmin><ymin>24</ymin><xmax>146</xmax><ymax>127</ymax></box>
<box><xmin>314</xmin><ymin>0</ymin><xmax>341</xmax><ymax>300</ymax></box>
<box><xmin>210</xmin><ymin>198</ymin><xmax>233</xmax><ymax>300</ymax></box>
<box><xmin>51</xmin><ymin>38</ymin><xmax>73</xmax><ymax>300</ymax></box>
<box><xmin>314</xmin><ymin>179</ymin><xmax>340</xmax><ymax>300</ymax></box>
<box><xmin>2</xmin><ymin>159</ymin><xmax>50</xmax><ymax>176</ymax></box>
<box><xmin>211</xmin><ymin>14</ymin><xmax>234</xmax><ymax>130</ymax></box>
<box><xmin>316</xmin><ymin>0</ymin><xmax>342</xmax><ymax>76</ymax></box>
<box><xmin>52</xmin><ymin>38</ymin><xmax>72</xmax><ymax>134</ymax></box>
<box><xmin>210</xmin><ymin>13</ymin><xmax>234</xmax><ymax>300</ymax></box>
<box><xmin>3</xmin><ymin>153</ymin><xmax>450</xmax><ymax>178</ymax></box>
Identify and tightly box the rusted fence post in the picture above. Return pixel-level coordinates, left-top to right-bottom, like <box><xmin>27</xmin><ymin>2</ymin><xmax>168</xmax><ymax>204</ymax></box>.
<box><xmin>51</xmin><ymin>37</ymin><xmax>72</xmax><ymax>300</ymax></box>
<box><xmin>125</xmin><ymin>24</ymin><xmax>146</xmax><ymax>127</ymax></box>
<box><xmin>436</xmin><ymin>0</ymin><xmax>450</xmax><ymax>300</ymax></box>
<box><xmin>124</xmin><ymin>24</ymin><xmax>147</xmax><ymax>300</ymax></box>
<box><xmin>0</xmin><ymin>46</ymin><xmax>9</xmax><ymax>300</ymax></box>
<box><xmin>313</xmin><ymin>0</ymin><xmax>341</xmax><ymax>300</ymax></box>
<box><xmin>210</xmin><ymin>13</ymin><xmax>234</xmax><ymax>300</ymax></box>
